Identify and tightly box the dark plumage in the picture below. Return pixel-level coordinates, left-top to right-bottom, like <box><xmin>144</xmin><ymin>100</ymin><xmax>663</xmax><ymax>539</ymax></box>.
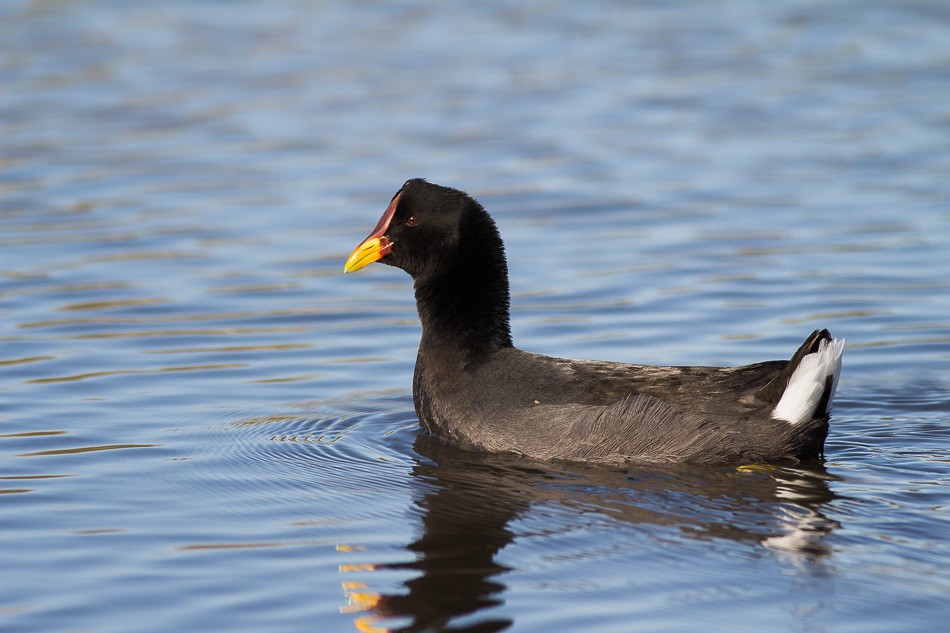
<box><xmin>344</xmin><ymin>179</ymin><xmax>844</xmax><ymax>465</ymax></box>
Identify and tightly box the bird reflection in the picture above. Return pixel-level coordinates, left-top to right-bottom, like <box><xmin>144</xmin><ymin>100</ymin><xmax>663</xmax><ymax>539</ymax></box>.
<box><xmin>340</xmin><ymin>435</ymin><xmax>839</xmax><ymax>632</ymax></box>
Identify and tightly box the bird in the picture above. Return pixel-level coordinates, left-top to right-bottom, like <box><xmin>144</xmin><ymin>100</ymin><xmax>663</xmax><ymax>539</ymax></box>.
<box><xmin>344</xmin><ymin>179</ymin><xmax>844</xmax><ymax>465</ymax></box>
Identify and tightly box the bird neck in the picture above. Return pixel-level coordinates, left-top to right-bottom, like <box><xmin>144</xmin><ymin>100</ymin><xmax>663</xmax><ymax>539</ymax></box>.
<box><xmin>413</xmin><ymin>243</ymin><xmax>513</xmax><ymax>365</ymax></box>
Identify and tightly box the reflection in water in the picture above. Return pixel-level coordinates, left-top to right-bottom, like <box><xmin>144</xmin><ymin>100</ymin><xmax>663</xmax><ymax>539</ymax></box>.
<box><xmin>342</xmin><ymin>437</ymin><xmax>839</xmax><ymax>632</ymax></box>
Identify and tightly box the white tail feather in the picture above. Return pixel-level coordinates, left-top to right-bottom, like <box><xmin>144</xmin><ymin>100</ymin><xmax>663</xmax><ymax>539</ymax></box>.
<box><xmin>772</xmin><ymin>338</ymin><xmax>844</xmax><ymax>425</ymax></box>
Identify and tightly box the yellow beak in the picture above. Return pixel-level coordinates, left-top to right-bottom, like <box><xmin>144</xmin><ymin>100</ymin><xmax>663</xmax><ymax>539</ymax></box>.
<box><xmin>343</xmin><ymin>236</ymin><xmax>392</xmax><ymax>273</ymax></box>
<box><xmin>343</xmin><ymin>191</ymin><xmax>402</xmax><ymax>273</ymax></box>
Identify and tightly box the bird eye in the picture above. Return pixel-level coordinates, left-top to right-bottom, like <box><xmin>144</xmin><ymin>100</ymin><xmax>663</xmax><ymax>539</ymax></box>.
<box><xmin>406</xmin><ymin>216</ymin><xmax>418</xmax><ymax>227</ymax></box>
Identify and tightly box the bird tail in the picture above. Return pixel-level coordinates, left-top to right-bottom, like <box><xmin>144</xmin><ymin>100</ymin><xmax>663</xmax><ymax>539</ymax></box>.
<box><xmin>770</xmin><ymin>331</ymin><xmax>844</xmax><ymax>425</ymax></box>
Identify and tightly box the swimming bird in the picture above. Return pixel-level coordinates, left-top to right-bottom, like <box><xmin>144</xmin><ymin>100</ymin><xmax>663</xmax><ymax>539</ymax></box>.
<box><xmin>344</xmin><ymin>179</ymin><xmax>844</xmax><ymax>464</ymax></box>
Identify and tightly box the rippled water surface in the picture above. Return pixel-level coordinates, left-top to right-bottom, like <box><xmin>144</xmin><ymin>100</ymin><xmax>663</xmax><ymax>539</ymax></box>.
<box><xmin>3</xmin><ymin>2</ymin><xmax>949</xmax><ymax>632</ymax></box>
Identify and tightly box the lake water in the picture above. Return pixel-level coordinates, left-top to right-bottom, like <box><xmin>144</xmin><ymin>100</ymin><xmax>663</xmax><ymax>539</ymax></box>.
<box><xmin>2</xmin><ymin>1</ymin><xmax>948</xmax><ymax>631</ymax></box>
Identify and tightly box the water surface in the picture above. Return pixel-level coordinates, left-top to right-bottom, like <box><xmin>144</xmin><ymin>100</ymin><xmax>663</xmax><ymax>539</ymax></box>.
<box><xmin>2</xmin><ymin>2</ymin><xmax>949</xmax><ymax>632</ymax></box>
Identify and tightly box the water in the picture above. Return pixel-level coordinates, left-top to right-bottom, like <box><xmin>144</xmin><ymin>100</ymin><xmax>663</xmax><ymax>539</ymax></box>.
<box><xmin>2</xmin><ymin>1</ymin><xmax>949</xmax><ymax>631</ymax></box>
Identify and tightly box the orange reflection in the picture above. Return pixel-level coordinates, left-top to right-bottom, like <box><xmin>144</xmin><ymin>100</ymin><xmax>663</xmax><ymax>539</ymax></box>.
<box><xmin>338</xmin><ymin>544</ymin><xmax>388</xmax><ymax>633</ymax></box>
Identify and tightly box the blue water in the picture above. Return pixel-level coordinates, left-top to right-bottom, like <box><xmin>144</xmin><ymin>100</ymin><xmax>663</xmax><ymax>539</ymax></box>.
<box><xmin>2</xmin><ymin>2</ymin><xmax>949</xmax><ymax>632</ymax></box>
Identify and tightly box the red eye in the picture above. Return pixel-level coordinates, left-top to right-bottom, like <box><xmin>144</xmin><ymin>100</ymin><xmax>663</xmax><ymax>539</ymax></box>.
<box><xmin>406</xmin><ymin>216</ymin><xmax>418</xmax><ymax>227</ymax></box>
